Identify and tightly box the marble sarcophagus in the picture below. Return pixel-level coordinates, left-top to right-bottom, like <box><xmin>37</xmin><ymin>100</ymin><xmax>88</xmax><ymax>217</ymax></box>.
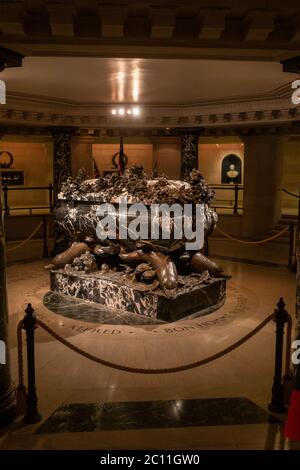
<box><xmin>46</xmin><ymin>166</ymin><xmax>229</xmax><ymax>321</ymax></box>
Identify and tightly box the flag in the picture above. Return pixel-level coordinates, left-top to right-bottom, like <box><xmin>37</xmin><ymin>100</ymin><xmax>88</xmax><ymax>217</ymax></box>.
<box><xmin>118</xmin><ymin>136</ymin><xmax>126</xmax><ymax>176</ymax></box>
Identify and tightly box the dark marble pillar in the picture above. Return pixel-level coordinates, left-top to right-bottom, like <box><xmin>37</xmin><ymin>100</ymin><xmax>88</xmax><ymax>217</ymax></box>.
<box><xmin>50</xmin><ymin>127</ymin><xmax>77</xmax><ymax>204</ymax></box>
<box><xmin>180</xmin><ymin>134</ymin><xmax>199</xmax><ymax>179</ymax></box>
<box><xmin>0</xmin><ymin>181</ymin><xmax>15</xmax><ymax>423</ymax></box>
<box><xmin>50</xmin><ymin>127</ymin><xmax>77</xmax><ymax>255</ymax></box>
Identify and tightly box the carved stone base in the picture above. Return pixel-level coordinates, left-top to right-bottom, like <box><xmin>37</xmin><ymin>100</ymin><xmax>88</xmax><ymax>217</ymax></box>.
<box><xmin>50</xmin><ymin>270</ymin><xmax>226</xmax><ymax>322</ymax></box>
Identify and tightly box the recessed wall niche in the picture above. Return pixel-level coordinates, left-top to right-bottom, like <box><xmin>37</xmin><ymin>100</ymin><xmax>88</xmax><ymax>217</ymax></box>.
<box><xmin>221</xmin><ymin>154</ymin><xmax>242</xmax><ymax>184</ymax></box>
<box><xmin>198</xmin><ymin>142</ymin><xmax>244</xmax><ymax>185</ymax></box>
<box><xmin>198</xmin><ymin>141</ymin><xmax>244</xmax><ymax>208</ymax></box>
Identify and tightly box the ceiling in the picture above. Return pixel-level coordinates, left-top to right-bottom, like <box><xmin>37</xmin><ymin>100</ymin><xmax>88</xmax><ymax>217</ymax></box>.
<box><xmin>2</xmin><ymin>56</ymin><xmax>296</xmax><ymax>107</ymax></box>
<box><xmin>2</xmin><ymin>1</ymin><xmax>300</xmax><ymax>63</ymax></box>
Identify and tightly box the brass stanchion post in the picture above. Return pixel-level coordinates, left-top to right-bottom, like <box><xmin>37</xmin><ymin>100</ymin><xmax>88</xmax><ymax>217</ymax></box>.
<box><xmin>233</xmin><ymin>184</ymin><xmax>239</xmax><ymax>215</ymax></box>
<box><xmin>23</xmin><ymin>303</ymin><xmax>41</xmax><ymax>424</ymax></box>
<box><xmin>268</xmin><ymin>298</ymin><xmax>289</xmax><ymax>413</ymax></box>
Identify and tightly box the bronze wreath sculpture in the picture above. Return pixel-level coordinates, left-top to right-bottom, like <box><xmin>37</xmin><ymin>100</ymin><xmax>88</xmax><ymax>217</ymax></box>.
<box><xmin>0</xmin><ymin>150</ymin><xmax>14</xmax><ymax>169</ymax></box>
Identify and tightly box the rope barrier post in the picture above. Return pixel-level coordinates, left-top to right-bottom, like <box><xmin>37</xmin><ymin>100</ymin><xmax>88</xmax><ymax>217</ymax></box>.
<box><xmin>288</xmin><ymin>222</ymin><xmax>295</xmax><ymax>270</ymax></box>
<box><xmin>16</xmin><ymin>322</ymin><xmax>27</xmax><ymax>415</ymax></box>
<box><xmin>23</xmin><ymin>303</ymin><xmax>42</xmax><ymax>424</ymax></box>
<box><xmin>283</xmin><ymin>315</ymin><xmax>293</xmax><ymax>407</ymax></box>
<box><xmin>233</xmin><ymin>184</ymin><xmax>239</xmax><ymax>215</ymax></box>
<box><xmin>42</xmin><ymin>216</ymin><xmax>49</xmax><ymax>258</ymax></box>
<box><xmin>268</xmin><ymin>298</ymin><xmax>289</xmax><ymax>413</ymax></box>
<box><xmin>3</xmin><ymin>184</ymin><xmax>9</xmax><ymax>216</ymax></box>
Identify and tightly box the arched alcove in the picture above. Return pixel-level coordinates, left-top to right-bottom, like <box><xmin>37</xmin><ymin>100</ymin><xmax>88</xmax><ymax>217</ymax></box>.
<box><xmin>221</xmin><ymin>154</ymin><xmax>242</xmax><ymax>184</ymax></box>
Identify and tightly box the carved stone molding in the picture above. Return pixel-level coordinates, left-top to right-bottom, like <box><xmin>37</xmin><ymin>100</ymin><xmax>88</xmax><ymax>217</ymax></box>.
<box><xmin>1</xmin><ymin>1</ymin><xmax>300</xmax><ymax>60</ymax></box>
<box><xmin>0</xmin><ymin>96</ymin><xmax>299</xmax><ymax>129</ymax></box>
<box><xmin>2</xmin><ymin>121</ymin><xmax>300</xmax><ymax>140</ymax></box>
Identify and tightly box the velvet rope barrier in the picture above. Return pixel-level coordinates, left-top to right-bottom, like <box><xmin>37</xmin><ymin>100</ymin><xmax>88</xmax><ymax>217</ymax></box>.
<box><xmin>215</xmin><ymin>225</ymin><xmax>289</xmax><ymax>245</ymax></box>
<box><xmin>26</xmin><ymin>314</ymin><xmax>275</xmax><ymax>375</ymax></box>
<box><xmin>282</xmin><ymin>189</ymin><xmax>300</xmax><ymax>199</ymax></box>
<box><xmin>6</xmin><ymin>221</ymin><xmax>43</xmax><ymax>252</ymax></box>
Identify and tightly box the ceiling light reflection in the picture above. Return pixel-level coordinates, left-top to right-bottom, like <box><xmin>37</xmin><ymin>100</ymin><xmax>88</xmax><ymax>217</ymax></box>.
<box><xmin>132</xmin><ymin>59</ymin><xmax>141</xmax><ymax>102</ymax></box>
<box><xmin>112</xmin><ymin>59</ymin><xmax>142</xmax><ymax>103</ymax></box>
<box><xmin>117</xmin><ymin>63</ymin><xmax>125</xmax><ymax>102</ymax></box>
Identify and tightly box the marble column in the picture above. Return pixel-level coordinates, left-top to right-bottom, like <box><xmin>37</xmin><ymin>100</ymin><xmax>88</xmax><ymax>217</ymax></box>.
<box><xmin>50</xmin><ymin>127</ymin><xmax>77</xmax><ymax>204</ymax></box>
<box><xmin>0</xmin><ymin>182</ymin><xmax>15</xmax><ymax>423</ymax></box>
<box><xmin>180</xmin><ymin>134</ymin><xmax>199</xmax><ymax>179</ymax></box>
<box><xmin>242</xmin><ymin>135</ymin><xmax>285</xmax><ymax>237</ymax></box>
<box><xmin>50</xmin><ymin>127</ymin><xmax>77</xmax><ymax>255</ymax></box>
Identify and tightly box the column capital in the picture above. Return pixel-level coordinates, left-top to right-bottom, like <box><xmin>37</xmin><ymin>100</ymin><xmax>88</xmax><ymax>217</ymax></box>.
<box><xmin>172</xmin><ymin>127</ymin><xmax>203</xmax><ymax>137</ymax></box>
<box><xmin>48</xmin><ymin>126</ymin><xmax>78</xmax><ymax>137</ymax></box>
<box><xmin>151</xmin><ymin>136</ymin><xmax>181</xmax><ymax>145</ymax></box>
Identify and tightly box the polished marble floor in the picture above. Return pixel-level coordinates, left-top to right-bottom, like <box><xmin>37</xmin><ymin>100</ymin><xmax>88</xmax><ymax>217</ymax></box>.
<box><xmin>1</xmin><ymin>241</ymin><xmax>299</xmax><ymax>450</ymax></box>
<box><xmin>36</xmin><ymin>398</ymin><xmax>279</xmax><ymax>434</ymax></box>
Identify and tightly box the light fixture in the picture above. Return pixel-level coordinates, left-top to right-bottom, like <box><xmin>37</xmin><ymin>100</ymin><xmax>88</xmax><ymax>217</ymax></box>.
<box><xmin>111</xmin><ymin>106</ymin><xmax>141</xmax><ymax>117</ymax></box>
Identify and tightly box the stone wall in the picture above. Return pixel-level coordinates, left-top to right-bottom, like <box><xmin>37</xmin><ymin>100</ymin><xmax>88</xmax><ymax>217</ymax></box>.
<box><xmin>0</xmin><ymin>141</ymin><xmax>51</xmax><ymax>209</ymax></box>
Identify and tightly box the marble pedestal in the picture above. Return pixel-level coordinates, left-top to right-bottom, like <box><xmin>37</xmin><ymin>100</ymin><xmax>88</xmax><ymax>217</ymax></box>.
<box><xmin>50</xmin><ymin>270</ymin><xmax>226</xmax><ymax>322</ymax></box>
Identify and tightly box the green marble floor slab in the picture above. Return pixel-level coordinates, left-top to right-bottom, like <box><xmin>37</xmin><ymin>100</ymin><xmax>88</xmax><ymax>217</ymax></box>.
<box><xmin>36</xmin><ymin>397</ymin><xmax>280</xmax><ymax>434</ymax></box>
